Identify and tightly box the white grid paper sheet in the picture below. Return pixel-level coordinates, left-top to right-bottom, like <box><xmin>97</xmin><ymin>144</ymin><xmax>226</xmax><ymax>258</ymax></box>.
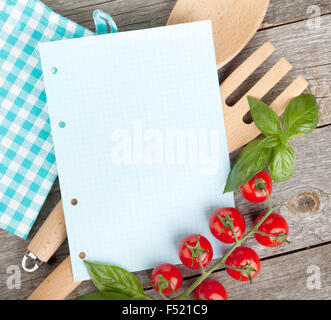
<box><xmin>39</xmin><ymin>21</ymin><xmax>234</xmax><ymax>281</ymax></box>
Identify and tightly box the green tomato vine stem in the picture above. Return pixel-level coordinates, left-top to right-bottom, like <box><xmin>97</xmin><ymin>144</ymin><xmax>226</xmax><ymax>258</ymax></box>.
<box><xmin>170</xmin><ymin>187</ymin><xmax>274</xmax><ymax>301</ymax></box>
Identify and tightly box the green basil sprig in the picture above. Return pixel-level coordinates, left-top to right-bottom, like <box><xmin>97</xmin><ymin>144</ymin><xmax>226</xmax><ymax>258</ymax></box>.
<box><xmin>224</xmin><ymin>94</ymin><xmax>318</xmax><ymax>193</ymax></box>
<box><xmin>79</xmin><ymin>260</ymin><xmax>151</xmax><ymax>300</ymax></box>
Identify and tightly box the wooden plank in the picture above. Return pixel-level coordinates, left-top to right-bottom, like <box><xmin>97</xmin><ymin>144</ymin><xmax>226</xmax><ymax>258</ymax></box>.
<box><xmin>63</xmin><ymin>1</ymin><xmax>175</xmax><ymax>32</ymax></box>
<box><xmin>71</xmin><ymin>243</ymin><xmax>331</xmax><ymax>300</ymax></box>
<box><xmin>144</xmin><ymin>243</ymin><xmax>331</xmax><ymax>300</ymax></box>
<box><xmin>42</xmin><ymin>0</ymin><xmax>331</xmax><ymax>32</ymax></box>
<box><xmin>43</xmin><ymin>0</ymin><xmax>176</xmax><ymax>31</ymax></box>
<box><xmin>1</xmin><ymin>125</ymin><xmax>330</xmax><ymax>300</ymax></box>
<box><xmin>262</xmin><ymin>0</ymin><xmax>331</xmax><ymax>29</ymax></box>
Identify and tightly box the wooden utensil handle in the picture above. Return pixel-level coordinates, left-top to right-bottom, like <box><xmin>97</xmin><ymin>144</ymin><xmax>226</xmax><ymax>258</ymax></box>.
<box><xmin>27</xmin><ymin>256</ymin><xmax>81</xmax><ymax>300</ymax></box>
<box><xmin>26</xmin><ymin>200</ymin><xmax>67</xmax><ymax>265</ymax></box>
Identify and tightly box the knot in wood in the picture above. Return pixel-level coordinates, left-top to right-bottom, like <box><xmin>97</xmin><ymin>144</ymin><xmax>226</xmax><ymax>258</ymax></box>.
<box><xmin>288</xmin><ymin>191</ymin><xmax>320</xmax><ymax>215</ymax></box>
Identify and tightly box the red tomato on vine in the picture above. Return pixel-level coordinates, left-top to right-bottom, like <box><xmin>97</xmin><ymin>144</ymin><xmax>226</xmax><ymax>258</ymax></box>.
<box><xmin>151</xmin><ymin>263</ymin><xmax>183</xmax><ymax>295</ymax></box>
<box><xmin>254</xmin><ymin>212</ymin><xmax>289</xmax><ymax>247</ymax></box>
<box><xmin>178</xmin><ymin>234</ymin><xmax>213</xmax><ymax>270</ymax></box>
<box><xmin>209</xmin><ymin>207</ymin><xmax>246</xmax><ymax>243</ymax></box>
<box><xmin>225</xmin><ymin>247</ymin><xmax>261</xmax><ymax>282</ymax></box>
<box><xmin>194</xmin><ymin>280</ymin><xmax>227</xmax><ymax>300</ymax></box>
<box><xmin>240</xmin><ymin>170</ymin><xmax>272</xmax><ymax>203</ymax></box>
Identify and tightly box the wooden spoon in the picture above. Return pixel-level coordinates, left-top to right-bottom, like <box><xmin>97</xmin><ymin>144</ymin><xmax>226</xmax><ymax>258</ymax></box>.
<box><xmin>168</xmin><ymin>0</ymin><xmax>270</xmax><ymax>69</ymax></box>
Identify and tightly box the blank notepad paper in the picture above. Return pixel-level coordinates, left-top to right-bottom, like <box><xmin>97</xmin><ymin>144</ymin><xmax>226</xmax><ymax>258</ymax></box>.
<box><xmin>39</xmin><ymin>21</ymin><xmax>234</xmax><ymax>281</ymax></box>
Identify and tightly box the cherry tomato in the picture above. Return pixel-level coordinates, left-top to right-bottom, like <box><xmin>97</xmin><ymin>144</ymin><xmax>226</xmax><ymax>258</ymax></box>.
<box><xmin>209</xmin><ymin>207</ymin><xmax>246</xmax><ymax>243</ymax></box>
<box><xmin>254</xmin><ymin>213</ymin><xmax>289</xmax><ymax>247</ymax></box>
<box><xmin>194</xmin><ymin>280</ymin><xmax>227</xmax><ymax>300</ymax></box>
<box><xmin>151</xmin><ymin>263</ymin><xmax>183</xmax><ymax>295</ymax></box>
<box><xmin>178</xmin><ymin>234</ymin><xmax>213</xmax><ymax>270</ymax></box>
<box><xmin>240</xmin><ymin>170</ymin><xmax>272</xmax><ymax>203</ymax></box>
<box><xmin>225</xmin><ymin>247</ymin><xmax>261</xmax><ymax>282</ymax></box>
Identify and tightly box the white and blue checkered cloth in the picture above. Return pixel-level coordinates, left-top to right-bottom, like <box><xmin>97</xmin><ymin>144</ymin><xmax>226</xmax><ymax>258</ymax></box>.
<box><xmin>0</xmin><ymin>0</ymin><xmax>117</xmax><ymax>239</ymax></box>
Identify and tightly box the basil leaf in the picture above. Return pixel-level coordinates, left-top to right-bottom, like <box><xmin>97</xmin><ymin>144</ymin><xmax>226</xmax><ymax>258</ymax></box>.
<box><xmin>268</xmin><ymin>144</ymin><xmax>296</xmax><ymax>182</ymax></box>
<box><xmin>224</xmin><ymin>140</ymin><xmax>272</xmax><ymax>193</ymax></box>
<box><xmin>77</xmin><ymin>291</ymin><xmax>137</xmax><ymax>300</ymax></box>
<box><xmin>283</xmin><ymin>94</ymin><xmax>319</xmax><ymax>135</ymax></box>
<box><xmin>258</xmin><ymin>135</ymin><xmax>280</xmax><ymax>148</ymax></box>
<box><xmin>247</xmin><ymin>96</ymin><xmax>283</xmax><ymax>136</ymax></box>
<box><xmin>84</xmin><ymin>261</ymin><xmax>146</xmax><ymax>300</ymax></box>
<box><xmin>278</xmin><ymin>131</ymin><xmax>293</xmax><ymax>144</ymax></box>
<box><xmin>236</xmin><ymin>139</ymin><xmax>261</xmax><ymax>160</ymax></box>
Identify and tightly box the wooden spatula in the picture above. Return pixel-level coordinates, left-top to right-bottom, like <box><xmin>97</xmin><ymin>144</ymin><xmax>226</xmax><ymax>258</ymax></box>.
<box><xmin>223</xmin><ymin>42</ymin><xmax>309</xmax><ymax>152</ymax></box>
<box><xmin>27</xmin><ymin>41</ymin><xmax>308</xmax><ymax>300</ymax></box>
<box><xmin>23</xmin><ymin>0</ymin><xmax>271</xmax><ymax>273</ymax></box>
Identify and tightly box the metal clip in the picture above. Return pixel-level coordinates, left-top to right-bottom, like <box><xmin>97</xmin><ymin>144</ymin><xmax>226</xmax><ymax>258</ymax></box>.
<box><xmin>21</xmin><ymin>251</ymin><xmax>43</xmax><ymax>272</ymax></box>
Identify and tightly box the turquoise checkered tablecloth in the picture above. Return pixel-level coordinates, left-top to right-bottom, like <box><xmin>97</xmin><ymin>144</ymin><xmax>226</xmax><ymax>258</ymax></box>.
<box><xmin>0</xmin><ymin>0</ymin><xmax>116</xmax><ymax>239</ymax></box>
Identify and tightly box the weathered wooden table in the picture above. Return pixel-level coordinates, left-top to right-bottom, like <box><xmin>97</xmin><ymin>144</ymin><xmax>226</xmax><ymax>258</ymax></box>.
<box><xmin>1</xmin><ymin>0</ymin><xmax>330</xmax><ymax>300</ymax></box>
